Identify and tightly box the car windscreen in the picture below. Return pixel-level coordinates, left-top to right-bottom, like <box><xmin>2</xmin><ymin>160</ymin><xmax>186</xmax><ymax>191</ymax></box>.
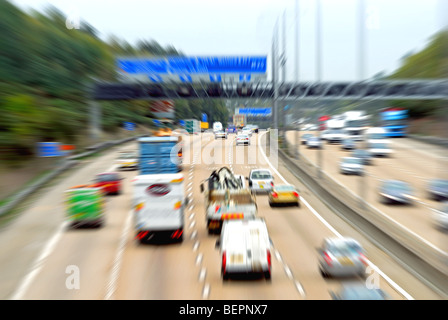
<box><xmin>371</xmin><ymin>143</ymin><xmax>388</xmax><ymax>149</ymax></box>
<box><xmin>344</xmin><ymin>158</ymin><xmax>361</xmax><ymax>164</ymax></box>
<box><xmin>251</xmin><ymin>171</ymin><xmax>272</xmax><ymax>179</ymax></box>
<box><xmin>328</xmin><ymin>243</ymin><xmax>362</xmax><ymax>256</ymax></box>
<box><xmin>385</xmin><ymin>182</ymin><xmax>411</xmax><ymax>192</ymax></box>
<box><xmin>96</xmin><ymin>174</ymin><xmax>119</xmax><ymax>182</ymax></box>
<box><xmin>275</xmin><ymin>185</ymin><xmax>295</xmax><ymax>191</ymax></box>
<box><xmin>432</xmin><ymin>180</ymin><xmax>448</xmax><ymax>188</ymax></box>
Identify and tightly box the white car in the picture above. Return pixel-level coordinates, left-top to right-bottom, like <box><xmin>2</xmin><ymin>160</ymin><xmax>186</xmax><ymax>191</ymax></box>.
<box><xmin>214</xmin><ymin>130</ymin><xmax>227</xmax><ymax>139</ymax></box>
<box><xmin>116</xmin><ymin>151</ymin><xmax>138</xmax><ymax>170</ymax></box>
<box><xmin>248</xmin><ymin>169</ymin><xmax>274</xmax><ymax>192</ymax></box>
<box><xmin>236</xmin><ymin>134</ymin><xmax>250</xmax><ymax>146</ymax></box>
<box><xmin>307</xmin><ymin>136</ymin><xmax>322</xmax><ymax>149</ymax></box>
<box><xmin>242</xmin><ymin>127</ymin><xmax>253</xmax><ymax>137</ymax></box>
<box><xmin>339</xmin><ymin>157</ymin><xmax>364</xmax><ymax>175</ymax></box>
<box><xmin>368</xmin><ymin>141</ymin><xmax>393</xmax><ymax>157</ymax></box>
<box><xmin>216</xmin><ymin>218</ymin><xmax>272</xmax><ymax>280</ymax></box>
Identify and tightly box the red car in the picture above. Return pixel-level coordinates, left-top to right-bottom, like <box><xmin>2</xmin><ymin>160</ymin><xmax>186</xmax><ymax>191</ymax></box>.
<box><xmin>93</xmin><ymin>172</ymin><xmax>123</xmax><ymax>195</ymax></box>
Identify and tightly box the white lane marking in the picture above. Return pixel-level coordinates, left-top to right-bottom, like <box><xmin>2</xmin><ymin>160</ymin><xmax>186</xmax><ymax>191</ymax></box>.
<box><xmin>190</xmin><ymin>230</ymin><xmax>198</xmax><ymax>240</ymax></box>
<box><xmin>295</xmin><ymin>280</ymin><xmax>306</xmax><ymax>297</ymax></box>
<box><xmin>275</xmin><ymin>249</ymin><xmax>282</xmax><ymax>263</ymax></box>
<box><xmin>104</xmin><ymin>210</ymin><xmax>133</xmax><ymax>300</ymax></box>
<box><xmin>189</xmin><ymin>220</ymin><xmax>196</xmax><ymax>229</ymax></box>
<box><xmin>202</xmin><ymin>283</ymin><xmax>210</xmax><ymax>299</ymax></box>
<box><xmin>258</xmin><ymin>131</ymin><xmax>414</xmax><ymax>301</ymax></box>
<box><xmin>189</xmin><ymin>212</ymin><xmax>195</xmax><ymax>220</ymax></box>
<box><xmin>298</xmin><ymin>138</ymin><xmax>445</xmax><ymax>255</ymax></box>
<box><xmin>284</xmin><ymin>265</ymin><xmax>293</xmax><ymax>280</ymax></box>
<box><xmin>193</xmin><ymin>240</ymin><xmax>200</xmax><ymax>251</ymax></box>
<box><xmin>189</xmin><ymin>204</ymin><xmax>195</xmax><ymax>211</ymax></box>
<box><xmin>10</xmin><ymin>221</ymin><xmax>69</xmax><ymax>300</ymax></box>
<box><xmin>196</xmin><ymin>253</ymin><xmax>203</xmax><ymax>266</ymax></box>
<box><xmin>199</xmin><ymin>267</ymin><xmax>207</xmax><ymax>282</ymax></box>
<box><xmin>188</xmin><ymin>192</ymin><xmax>193</xmax><ymax>198</ymax></box>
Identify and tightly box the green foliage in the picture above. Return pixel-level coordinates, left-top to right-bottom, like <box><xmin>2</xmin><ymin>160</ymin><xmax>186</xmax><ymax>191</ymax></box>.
<box><xmin>0</xmin><ymin>0</ymin><xmax>183</xmax><ymax>164</ymax></box>
<box><xmin>387</xmin><ymin>28</ymin><xmax>448</xmax><ymax>119</ymax></box>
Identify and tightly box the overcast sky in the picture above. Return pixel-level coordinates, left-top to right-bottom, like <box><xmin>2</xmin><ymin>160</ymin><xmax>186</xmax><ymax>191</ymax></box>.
<box><xmin>11</xmin><ymin>0</ymin><xmax>448</xmax><ymax>82</ymax></box>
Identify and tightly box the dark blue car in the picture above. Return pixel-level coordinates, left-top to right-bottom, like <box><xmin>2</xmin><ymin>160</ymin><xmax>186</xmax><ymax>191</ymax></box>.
<box><xmin>427</xmin><ymin>179</ymin><xmax>448</xmax><ymax>201</ymax></box>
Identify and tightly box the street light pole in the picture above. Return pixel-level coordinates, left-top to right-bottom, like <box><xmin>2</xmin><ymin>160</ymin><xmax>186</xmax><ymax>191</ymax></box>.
<box><xmin>316</xmin><ymin>0</ymin><xmax>323</xmax><ymax>179</ymax></box>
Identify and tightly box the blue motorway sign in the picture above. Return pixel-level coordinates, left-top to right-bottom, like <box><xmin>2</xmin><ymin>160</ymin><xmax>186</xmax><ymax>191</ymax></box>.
<box><xmin>117</xmin><ymin>56</ymin><xmax>267</xmax><ymax>75</ymax></box>
<box><xmin>123</xmin><ymin>121</ymin><xmax>136</xmax><ymax>131</ymax></box>
<box><xmin>179</xmin><ymin>120</ymin><xmax>185</xmax><ymax>127</ymax></box>
<box><xmin>202</xmin><ymin>113</ymin><xmax>208</xmax><ymax>123</ymax></box>
<box><xmin>37</xmin><ymin>142</ymin><xmax>62</xmax><ymax>157</ymax></box>
<box><xmin>236</xmin><ymin>108</ymin><xmax>272</xmax><ymax>117</ymax></box>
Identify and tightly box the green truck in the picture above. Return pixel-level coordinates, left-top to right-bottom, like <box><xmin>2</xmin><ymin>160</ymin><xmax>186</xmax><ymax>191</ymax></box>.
<box><xmin>65</xmin><ymin>187</ymin><xmax>105</xmax><ymax>228</ymax></box>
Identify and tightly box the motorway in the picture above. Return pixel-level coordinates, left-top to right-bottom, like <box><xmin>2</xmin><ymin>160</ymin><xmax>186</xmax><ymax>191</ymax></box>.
<box><xmin>285</xmin><ymin>130</ymin><xmax>448</xmax><ymax>259</ymax></box>
<box><xmin>0</xmin><ymin>131</ymin><xmax>444</xmax><ymax>300</ymax></box>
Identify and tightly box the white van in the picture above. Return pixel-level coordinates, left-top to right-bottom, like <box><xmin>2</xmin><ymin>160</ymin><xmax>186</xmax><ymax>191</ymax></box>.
<box><xmin>365</xmin><ymin>127</ymin><xmax>392</xmax><ymax>157</ymax></box>
<box><xmin>213</xmin><ymin>122</ymin><xmax>223</xmax><ymax>133</ymax></box>
<box><xmin>132</xmin><ymin>173</ymin><xmax>185</xmax><ymax>243</ymax></box>
<box><xmin>216</xmin><ymin>219</ymin><xmax>272</xmax><ymax>280</ymax></box>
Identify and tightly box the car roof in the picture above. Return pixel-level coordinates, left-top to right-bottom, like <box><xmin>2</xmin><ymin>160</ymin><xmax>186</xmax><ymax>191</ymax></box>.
<box><xmin>338</xmin><ymin>284</ymin><xmax>387</xmax><ymax>300</ymax></box>
<box><xmin>222</xmin><ymin>219</ymin><xmax>268</xmax><ymax>234</ymax></box>
<box><xmin>325</xmin><ymin>237</ymin><xmax>361</xmax><ymax>248</ymax></box>
<box><xmin>97</xmin><ymin>172</ymin><xmax>118</xmax><ymax>175</ymax></box>
<box><xmin>251</xmin><ymin>168</ymin><xmax>272</xmax><ymax>173</ymax></box>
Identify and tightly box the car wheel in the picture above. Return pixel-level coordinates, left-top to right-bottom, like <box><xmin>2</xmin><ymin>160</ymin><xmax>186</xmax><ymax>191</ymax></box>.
<box><xmin>320</xmin><ymin>268</ymin><xmax>329</xmax><ymax>278</ymax></box>
<box><xmin>264</xmin><ymin>271</ymin><xmax>271</xmax><ymax>280</ymax></box>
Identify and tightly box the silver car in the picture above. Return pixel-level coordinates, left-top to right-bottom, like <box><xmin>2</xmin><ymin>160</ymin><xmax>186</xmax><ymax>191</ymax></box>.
<box><xmin>318</xmin><ymin>237</ymin><xmax>368</xmax><ymax>278</ymax></box>
<box><xmin>307</xmin><ymin>136</ymin><xmax>322</xmax><ymax>149</ymax></box>
<box><xmin>215</xmin><ymin>130</ymin><xmax>227</xmax><ymax>139</ymax></box>
<box><xmin>248</xmin><ymin>169</ymin><xmax>274</xmax><ymax>193</ymax></box>
<box><xmin>379</xmin><ymin>180</ymin><xmax>416</xmax><ymax>205</ymax></box>
<box><xmin>339</xmin><ymin>157</ymin><xmax>364</xmax><ymax>175</ymax></box>
<box><xmin>329</xmin><ymin>283</ymin><xmax>390</xmax><ymax>300</ymax></box>
<box><xmin>433</xmin><ymin>202</ymin><xmax>448</xmax><ymax>232</ymax></box>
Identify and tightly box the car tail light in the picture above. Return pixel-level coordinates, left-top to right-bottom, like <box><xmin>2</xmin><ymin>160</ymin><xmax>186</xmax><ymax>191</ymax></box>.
<box><xmin>270</xmin><ymin>181</ymin><xmax>274</xmax><ymax>187</ymax></box>
<box><xmin>324</xmin><ymin>252</ymin><xmax>332</xmax><ymax>267</ymax></box>
<box><xmin>359</xmin><ymin>253</ymin><xmax>368</xmax><ymax>266</ymax></box>
<box><xmin>171</xmin><ymin>229</ymin><xmax>183</xmax><ymax>239</ymax></box>
<box><xmin>292</xmin><ymin>191</ymin><xmax>299</xmax><ymax>198</ymax></box>
<box><xmin>272</xmin><ymin>192</ymin><xmax>278</xmax><ymax>198</ymax></box>
<box><xmin>267</xmin><ymin>249</ymin><xmax>271</xmax><ymax>268</ymax></box>
<box><xmin>135</xmin><ymin>202</ymin><xmax>144</xmax><ymax>211</ymax></box>
<box><xmin>136</xmin><ymin>231</ymin><xmax>148</xmax><ymax>240</ymax></box>
<box><xmin>222</xmin><ymin>251</ymin><xmax>227</xmax><ymax>274</ymax></box>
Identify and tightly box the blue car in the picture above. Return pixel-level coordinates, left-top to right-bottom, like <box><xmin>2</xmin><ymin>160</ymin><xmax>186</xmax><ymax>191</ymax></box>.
<box><xmin>330</xmin><ymin>284</ymin><xmax>390</xmax><ymax>300</ymax></box>
<box><xmin>427</xmin><ymin>179</ymin><xmax>448</xmax><ymax>201</ymax></box>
